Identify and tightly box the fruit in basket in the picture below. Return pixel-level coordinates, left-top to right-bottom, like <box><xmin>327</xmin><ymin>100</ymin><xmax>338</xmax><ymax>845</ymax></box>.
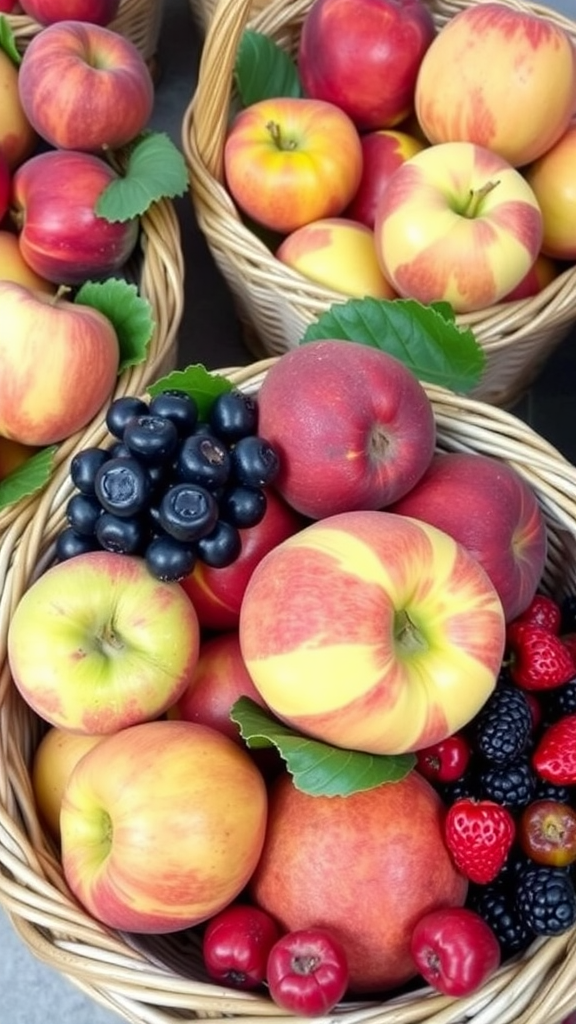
<box><xmin>0</xmin><ymin>435</ymin><xmax>39</xmax><ymax>480</ymax></box>
<box><xmin>31</xmin><ymin>727</ymin><xmax>104</xmax><ymax>840</ymax></box>
<box><xmin>18</xmin><ymin>0</ymin><xmax>121</xmax><ymax>26</ymax></box>
<box><xmin>60</xmin><ymin>719</ymin><xmax>268</xmax><ymax>932</ymax></box>
<box><xmin>0</xmin><ymin>149</ymin><xmax>10</xmax><ymax>222</ymax></box>
<box><xmin>502</xmin><ymin>252</ymin><xmax>559</xmax><ymax>302</ymax></box>
<box><xmin>374</xmin><ymin>141</ymin><xmax>543</xmax><ymax>313</ymax></box>
<box><xmin>11</xmin><ymin>149</ymin><xmax>140</xmax><ymax>285</ymax></box>
<box><xmin>506</xmin><ymin>622</ymin><xmax>575</xmax><ymax>690</ymax></box>
<box><xmin>410</xmin><ymin>907</ymin><xmax>501</xmax><ymax>997</ymax></box>
<box><xmin>255</xmin><ymin>340</ymin><xmax>436</xmax><ymax>518</ymax></box>
<box><xmin>7</xmin><ymin>551</ymin><xmax>201</xmax><ymax>733</ymax></box>
<box><xmin>298</xmin><ymin>0</ymin><xmax>436</xmax><ymax>131</ymax></box>
<box><xmin>414</xmin><ymin>2</ymin><xmax>576</xmax><ymax>168</ymax></box>
<box><xmin>239</xmin><ymin>510</ymin><xmax>506</xmax><ymax>755</ymax></box>
<box><xmin>266</xmin><ymin>927</ymin><xmax>350</xmax><ymax>1015</ymax></box>
<box><xmin>17</xmin><ymin>19</ymin><xmax>154</xmax><ymax>151</ymax></box>
<box><xmin>276</xmin><ymin>218</ymin><xmax>396</xmax><ymax>299</ymax></box>
<box><xmin>444</xmin><ymin>798</ymin><xmax>516</xmax><ymax>884</ymax></box>
<box><xmin>0</xmin><ymin>281</ymin><xmax>120</xmax><ymax>445</ymax></box>
<box><xmin>223</xmin><ymin>97</ymin><xmax>363</xmax><ymax>234</ymax></box>
<box><xmin>202</xmin><ymin>903</ymin><xmax>282</xmax><ymax>990</ymax></box>
<box><xmin>518</xmin><ymin>799</ymin><xmax>576</xmax><ymax>867</ymax></box>
<box><xmin>0</xmin><ymin>230</ymin><xmax>55</xmax><ymax>292</ymax></box>
<box><xmin>515</xmin><ymin>864</ymin><xmax>576</xmax><ymax>936</ymax></box>
<box><xmin>389</xmin><ymin>451</ymin><xmax>548</xmax><ymax>622</ymax></box>
<box><xmin>249</xmin><ymin>770</ymin><xmax>468</xmax><ymax>993</ymax></box>
<box><xmin>524</xmin><ymin>125</ymin><xmax>576</xmax><ymax>261</ymax></box>
<box><xmin>0</xmin><ymin>48</ymin><xmax>37</xmax><ymax>170</ymax></box>
<box><xmin>344</xmin><ymin>128</ymin><xmax>426</xmax><ymax>230</ymax></box>
<box><xmin>532</xmin><ymin>714</ymin><xmax>576</xmax><ymax>785</ymax></box>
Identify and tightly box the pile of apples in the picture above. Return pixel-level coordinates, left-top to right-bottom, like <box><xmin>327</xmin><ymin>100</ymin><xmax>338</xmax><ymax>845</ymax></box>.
<box><xmin>223</xmin><ymin>0</ymin><xmax>576</xmax><ymax>313</ymax></box>
<box><xmin>7</xmin><ymin>338</ymin><xmax>572</xmax><ymax>1012</ymax></box>
<box><xmin>0</xmin><ymin>1</ymin><xmax>156</xmax><ymax>478</ymax></box>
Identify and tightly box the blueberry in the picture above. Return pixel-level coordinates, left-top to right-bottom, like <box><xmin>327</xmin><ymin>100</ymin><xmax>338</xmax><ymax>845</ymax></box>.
<box><xmin>209</xmin><ymin>389</ymin><xmax>258</xmax><ymax>442</ymax></box>
<box><xmin>219</xmin><ymin>485</ymin><xmax>267</xmax><ymax>528</ymax></box>
<box><xmin>145</xmin><ymin>535</ymin><xmax>197</xmax><ymax>582</ymax></box>
<box><xmin>197</xmin><ymin>520</ymin><xmax>242</xmax><ymax>568</ymax></box>
<box><xmin>65</xmin><ymin>493</ymin><xmax>103</xmax><ymax>537</ymax></box>
<box><xmin>94</xmin><ymin>457</ymin><xmax>152</xmax><ymax>518</ymax></box>
<box><xmin>105</xmin><ymin>395</ymin><xmax>149</xmax><ymax>440</ymax></box>
<box><xmin>158</xmin><ymin>483</ymin><xmax>219</xmax><ymax>542</ymax></box>
<box><xmin>70</xmin><ymin>447</ymin><xmax>111</xmax><ymax>495</ymax></box>
<box><xmin>95</xmin><ymin>512</ymin><xmax>148</xmax><ymax>555</ymax></box>
<box><xmin>175</xmin><ymin>432</ymin><xmax>231</xmax><ymax>491</ymax></box>
<box><xmin>123</xmin><ymin>414</ymin><xmax>180</xmax><ymax>464</ymax></box>
<box><xmin>55</xmin><ymin>527</ymin><xmax>101</xmax><ymax>562</ymax></box>
<box><xmin>229</xmin><ymin>435</ymin><xmax>280</xmax><ymax>488</ymax></box>
<box><xmin>148</xmin><ymin>390</ymin><xmax>199</xmax><ymax>436</ymax></box>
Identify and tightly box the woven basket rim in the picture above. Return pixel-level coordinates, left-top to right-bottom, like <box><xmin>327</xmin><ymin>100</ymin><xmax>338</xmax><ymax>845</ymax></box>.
<box><xmin>2</xmin><ymin>358</ymin><xmax>576</xmax><ymax>1024</ymax></box>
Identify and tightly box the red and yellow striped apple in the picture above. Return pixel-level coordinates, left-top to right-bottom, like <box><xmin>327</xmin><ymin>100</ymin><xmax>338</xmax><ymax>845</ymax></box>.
<box><xmin>250</xmin><ymin>770</ymin><xmax>467</xmax><ymax>993</ymax></box>
<box><xmin>223</xmin><ymin>97</ymin><xmax>363</xmax><ymax>234</ymax></box>
<box><xmin>345</xmin><ymin>128</ymin><xmax>426</xmax><ymax>229</ymax></box>
<box><xmin>0</xmin><ymin>281</ymin><xmax>120</xmax><ymax>445</ymax></box>
<box><xmin>375</xmin><ymin>141</ymin><xmax>543</xmax><ymax>313</ymax></box>
<box><xmin>276</xmin><ymin>217</ymin><xmax>396</xmax><ymax>299</ymax></box>
<box><xmin>255</xmin><ymin>340</ymin><xmax>436</xmax><ymax>519</ymax></box>
<box><xmin>524</xmin><ymin>124</ymin><xmax>576</xmax><ymax>261</ymax></box>
<box><xmin>0</xmin><ymin>230</ymin><xmax>55</xmax><ymax>293</ymax></box>
<box><xmin>298</xmin><ymin>0</ymin><xmax>436</xmax><ymax>131</ymax></box>
<box><xmin>18</xmin><ymin>0</ymin><xmax>121</xmax><ymax>25</ymax></box>
<box><xmin>414</xmin><ymin>2</ymin><xmax>576</xmax><ymax>168</ymax></box>
<box><xmin>239</xmin><ymin>510</ymin><xmax>506</xmax><ymax>755</ymax></box>
<box><xmin>32</xmin><ymin>727</ymin><xmax>104</xmax><ymax>841</ymax></box>
<box><xmin>0</xmin><ymin>47</ymin><xmax>37</xmax><ymax>170</ymax></box>
<box><xmin>60</xmin><ymin>719</ymin><xmax>268</xmax><ymax>933</ymax></box>
<box><xmin>389</xmin><ymin>451</ymin><xmax>548</xmax><ymax>622</ymax></box>
<box><xmin>18</xmin><ymin>19</ymin><xmax>154</xmax><ymax>151</ymax></box>
<box><xmin>502</xmin><ymin>252</ymin><xmax>559</xmax><ymax>302</ymax></box>
<box><xmin>12</xmin><ymin>149</ymin><xmax>139</xmax><ymax>285</ymax></box>
<box><xmin>7</xmin><ymin>551</ymin><xmax>201</xmax><ymax>733</ymax></box>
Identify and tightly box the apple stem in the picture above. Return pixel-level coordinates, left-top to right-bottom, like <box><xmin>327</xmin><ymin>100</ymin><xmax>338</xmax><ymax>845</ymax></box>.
<box><xmin>394</xmin><ymin>610</ymin><xmax>428</xmax><ymax>655</ymax></box>
<box><xmin>266</xmin><ymin>120</ymin><xmax>297</xmax><ymax>151</ymax></box>
<box><xmin>53</xmin><ymin>284</ymin><xmax>72</xmax><ymax>305</ymax></box>
<box><xmin>461</xmin><ymin>180</ymin><xmax>500</xmax><ymax>218</ymax></box>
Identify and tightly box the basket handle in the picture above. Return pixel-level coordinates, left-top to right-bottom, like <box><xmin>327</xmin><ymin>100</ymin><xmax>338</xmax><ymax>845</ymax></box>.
<box><xmin>192</xmin><ymin>0</ymin><xmax>255</xmax><ymax>184</ymax></box>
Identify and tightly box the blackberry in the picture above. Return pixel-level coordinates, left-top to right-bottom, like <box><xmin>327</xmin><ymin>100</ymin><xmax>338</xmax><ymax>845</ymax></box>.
<box><xmin>473</xmin><ymin>684</ymin><xmax>533</xmax><ymax>766</ymax></box>
<box><xmin>532</xmin><ymin>777</ymin><xmax>575</xmax><ymax>805</ymax></box>
<box><xmin>439</xmin><ymin>767</ymin><xmax>482</xmax><ymax>805</ymax></box>
<box><xmin>541</xmin><ymin>679</ymin><xmax>576</xmax><ymax>726</ymax></box>
<box><xmin>561</xmin><ymin>593</ymin><xmax>576</xmax><ymax>634</ymax></box>
<box><xmin>515</xmin><ymin>865</ymin><xmax>576</xmax><ymax>936</ymax></box>
<box><xmin>468</xmin><ymin>881</ymin><xmax>531</xmax><ymax>958</ymax></box>
<box><xmin>478</xmin><ymin>756</ymin><xmax>536</xmax><ymax>812</ymax></box>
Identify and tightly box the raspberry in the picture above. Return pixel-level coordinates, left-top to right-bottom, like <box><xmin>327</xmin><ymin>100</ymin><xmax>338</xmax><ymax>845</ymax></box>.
<box><xmin>468</xmin><ymin>882</ymin><xmax>531</xmax><ymax>958</ymax></box>
<box><xmin>478</xmin><ymin>757</ymin><xmax>536</xmax><ymax>812</ymax></box>
<box><xmin>515</xmin><ymin>866</ymin><xmax>576</xmax><ymax>936</ymax></box>
<box><xmin>473</xmin><ymin>685</ymin><xmax>533</xmax><ymax>766</ymax></box>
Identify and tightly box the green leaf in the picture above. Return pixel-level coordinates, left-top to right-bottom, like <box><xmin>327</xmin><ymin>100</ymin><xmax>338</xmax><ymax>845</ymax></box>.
<box><xmin>96</xmin><ymin>132</ymin><xmax>189</xmax><ymax>223</ymax></box>
<box><xmin>0</xmin><ymin>446</ymin><xmax>57</xmax><ymax>510</ymax></box>
<box><xmin>234</xmin><ymin>29</ymin><xmax>303</xmax><ymax>106</ymax></box>
<box><xmin>231</xmin><ymin>697</ymin><xmax>416</xmax><ymax>797</ymax></box>
<box><xmin>0</xmin><ymin>15</ymin><xmax>21</xmax><ymax>65</ymax></box>
<box><xmin>75</xmin><ymin>279</ymin><xmax>154</xmax><ymax>373</ymax></box>
<box><xmin>148</xmin><ymin>364</ymin><xmax>233</xmax><ymax>420</ymax></box>
<box><xmin>301</xmin><ymin>297</ymin><xmax>486</xmax><ymax>394</ymax></box>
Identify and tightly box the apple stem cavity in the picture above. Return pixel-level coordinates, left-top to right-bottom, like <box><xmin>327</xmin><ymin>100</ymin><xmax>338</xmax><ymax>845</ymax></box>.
<box><xmin>293</xmin><ymin>953</ymin><xmax>321</xmax><ymax>976</ymax></box>
<box><xmin>461</xmin><ymin>180</ymin><xmax>500</xmax><ymax>218</ymax></box>
<box><xmin>97</xmin><ymin>621</ymin><xmax>126</xmax><ymax>657</ymax></box>
<box><xmin>266</xmin><ymin>120</ymin><xmax>298</xmax><ymax>151</ymax></box>
<box><xmin>393</xmin><ymin>610</ymin><xmax>428</xmax><ymax>655</ymax></box>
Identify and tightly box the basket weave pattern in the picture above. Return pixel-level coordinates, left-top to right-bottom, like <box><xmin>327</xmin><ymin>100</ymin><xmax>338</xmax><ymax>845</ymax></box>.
<box><xmin>2</xmin><ymin>361</ymin><xmax>576</xmax><ymax>1023</ymax></box>
<box><xmin>182</xmin><ymin>0</ymin><xmax>576</xmax><ymax>409</ymax></box>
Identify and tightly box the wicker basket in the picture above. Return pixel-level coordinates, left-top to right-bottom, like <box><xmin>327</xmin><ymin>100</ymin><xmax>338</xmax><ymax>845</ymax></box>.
<box><xmin>2</xmin><ymin>358</ymin><xmax>576</xmax><ymax>1024</ymax></box>
<box><xmin>6</xmin><ymin>0</ymin><xmax>164</xmax><ymax>68</ymax></box>
<box><xmin>182</xmin><ymin>0</ymin><xmax>576</xmax><ymax>409</ymax></box>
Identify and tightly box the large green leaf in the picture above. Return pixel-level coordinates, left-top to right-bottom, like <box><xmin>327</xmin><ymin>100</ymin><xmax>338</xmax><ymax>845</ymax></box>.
<box><xmin>231</xmin><ymin>697</ymin><xmax>416</xmax><ymax>797</ymax></box>
<box><xmin>75</xmin><ymin>279</ymin><xmax>154</xmax><ymax>373</ymax></box>
<box><xmin>96</xmin><ymin>132</ymin><xmax>189</xmax><ymax>223</ymax></box>
<box><xmin>234</xmin><ymin>30</ymin><xmax>303</xmax><ymax>106</ymax></box>
<box><xmin>148</xmin><ymin>364</ymin><xmax>233</xmax><ymax>420</ymax></box>
<box><xmin>0</xmin><ymin>446</ymin><xmax>57</xmax><ymax>510</ymax></box>
<box><xmin>301</xmin><ymin>297</ymin><xmax>486</xmax><ymax>394</ymax></box>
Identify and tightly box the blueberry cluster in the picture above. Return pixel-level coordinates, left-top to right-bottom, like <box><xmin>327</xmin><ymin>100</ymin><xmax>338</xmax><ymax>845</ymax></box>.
<box><xmin>56</xmin><ymin>389</ymin><xmax>280</xmax><ymax>582</ymax></box>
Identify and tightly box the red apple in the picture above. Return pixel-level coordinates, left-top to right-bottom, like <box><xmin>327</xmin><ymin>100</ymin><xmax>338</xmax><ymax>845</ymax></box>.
<box><xmin>414</xmin><ymin>2</ymin><xmax>576</xmax><ymax>168</ymax></box>
<box><xmin>18</xmin><ymin>18</ymin><xmax>154</xmax><ymax>151</ymax></box>
<box><xmin>344</xmin><ymin>128</ymin><xmax>426</xmax><ymax>229</ymax></box>
<box><xmin>31</xmin><ymin>726</ymin><xmax>105</xmax><ymax>840</ymax></box>
<box><xmin>223</xmin><ymin>96</ymin><xmax>363</xmax><ymax>234</ymax></box>
<box><xmin>11</xmin><ymin>149</ymin><xmax>139</xmax><ymax>285</ymax></box>
<box><xmin>298</xmin><ymin>0</ymin><xmax>436</xmax><ymax>131</ymax></box>
<box><xmin>0</xmin><ymin>148</ymin><xmax>10</xmax><ymax>223</ymax></box>
<box><xmin>18</xmin><ymin>0</ymin><xmax>121</xmax><ymax>25</ymax></box>
<box><xmin>255</xmin><ymin>340</ymin><xmax>436</xmax><ymax>519</ymax></box>
<box><xmin>180</xmin><ymin>487</ymin><xmax>304</xmax><ymax>632</ymax></box>
<box><xmin>239</xmin><ymin>510</ymin><xmax>506</xmax><ymax>755</ymax></box>
<box><xmin>0</xmin><ymin>281</ymin><xmax>120</xmax><ymax>445</ymax></box>
<box><xmin>410</xmin><ymin>907</ymin><xmax>501</xmax><ymax>997</ymax></box>
<box><xmin>0</xmin><ymin>48</ymin><xmax>37</xmax><ymax>170</ymax></box>
<box><xmin>250</xmin><ymin>770</ymin><xmax>468</xmax><ymax>993</ymax></box>
<box><xmin>389</xmin><ymin>451</ymin><xmax>548</xmax><ymax>622</ymax></box>
<box><xmin>502</xmin><ymin>252</ymin><xmax>559</xmax><ymax>302</ymax></box>
<box><xmin>0</xmin><ymin>229</ymin><xmax>55</xmax><ymax>292</ymax></box>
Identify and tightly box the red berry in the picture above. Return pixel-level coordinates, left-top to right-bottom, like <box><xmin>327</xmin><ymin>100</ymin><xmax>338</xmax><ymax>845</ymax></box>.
<box><xmin>533</xmin><ymin>714</ymin><xmax>576</xmax><ymax>786</ymax></box>
<box><xmin>514</xmin><ymin>594</ymin><xmax>562</xmax><ymax>634</ymax></box>
<box><xmin>415</xmin><ymin>733</ymin><xmax>471</xmax><ymax>784</ymax></box>
<box><xmin>506</xmin><ymin>621</ymin><xmax>575</xmax><ymax>691</ymax></box>
<box><xmin>444</xmin><ymin>798</ymin><xmax>516</xmax><ymax>884</ymax></box>
<box><xmin>266</xmin><ymin>928</ymin><xmax>349</xmax><ymax>1016</ymax></box>
<box><xmin>410</xmin><ymin>907</ymin><xmax>501</xmax><ymax>997</ymax></box>
<box><xmin>202</xmin><ymin>903</ymin><xmax>281</xmax><ymax>990</ymax></box>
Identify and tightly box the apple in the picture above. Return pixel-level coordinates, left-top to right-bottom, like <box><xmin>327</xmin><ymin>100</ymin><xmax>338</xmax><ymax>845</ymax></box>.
<box><xmin>0</xmin><ymin>435</ymin><xmax>40</xmax><ymax>481</ymax></box>
<box><xmin>414</xmin><ymin>2</ymin><xmax>576</xmax><ymax>168</ymax></box>
<box><xmin>298</xmin><ymin>0</ymin><xmax>436</xmax><ymax>131</ymax></box>
<box><xmin>11</xmin><ymin>149</ymin><xmax>140</xmax><ymax>285</ymax></box>
<box><xmin>0</xmin><ymin>281</ymin><xmax>120</xmax><ymax>445</ymax></box>
<box><xmin>60</xmin><ymin>718</ymin><xmax>268</xmax><ymax>932</ymax></box>
<box><xmin>344</xmin><ymin>128</ymin><xmax>426</xmax><ymax>229</ymax></box>
<box><xmin>239</xmin><ymin>509</ymin><xmax>506</xmax><ymax>756</ymax></box>
<box><xmin>388</xmin><ymin>451</ymin><xmax>548</xmax><ymax>622</ymax></box>
<box><xmin>524</xmin><ymin>125</ymin><xmax>576</xmax><ymax>261</ymax></box>
<box><xmin>31</xmin><ymin>727</ymin><xmax>104</xmax><ymax>841</ymax></box>
<box><xmin>0</xmin><ymin>48</ymin><xmax>37</xmax><ymax>170</ymax></box>
<box><xmin>18</xmin><ymin>0</ymin><xmax>121</xmax><ymax>26</ymax></box>
<box><xmin>180</xmin><ymin>487</ymin><xmax>304</xmax><ymax>632</ymax></box>
<box><xmin>410</xmin><ymin>907</ymin><xmax>501</xmax><ymax>997</ymax></box>
<box><xmin>276</xmin><ymin>217</ymin><xmax>396</xmax><ymax>299</ymax></box>
<box><xmin>18</xmin><ymin>19</ymin><xmax>154</xmax><ymax>151</ymax></box>
<box><xmin>0</xmin><ymin>148</ymin><xmax>10</xmax><ymax>223</ymax></box>
<box><xmin>223</xmin><ymin>96</ymin><xmax>363</xmax><ymax>234</ymax></box>
<box><xmin>7</xmin><ymin>550</ymin><xmax>201</xmax><ymax>733</ymax></box>
<box><xmin>374</xmin><ymin>141</ymin><xmax>543</xmax><ymax>313</ymax></box>
<box><xmin>250</xmin><ymin>769</ymin><xmax>468</xmax><ymax>993</ymax></box>
<box><xmin>502</xmin><ymin>252</ymin><xmax>559</xmax><ymax>302</ymax></box>
<box><xmin>255</xmin><ymin>340</ymin><xmax>436</xmax><ymax>519</ymax></box>
<box><xmin>0</xmin><ymin>0</ymin><xmax>20</xmax><ymax>9</ymax></box>
<box><xmin>0</xmin><ymin>230</ymin><xmax>55</xmax><ymax>293</ymax></box>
